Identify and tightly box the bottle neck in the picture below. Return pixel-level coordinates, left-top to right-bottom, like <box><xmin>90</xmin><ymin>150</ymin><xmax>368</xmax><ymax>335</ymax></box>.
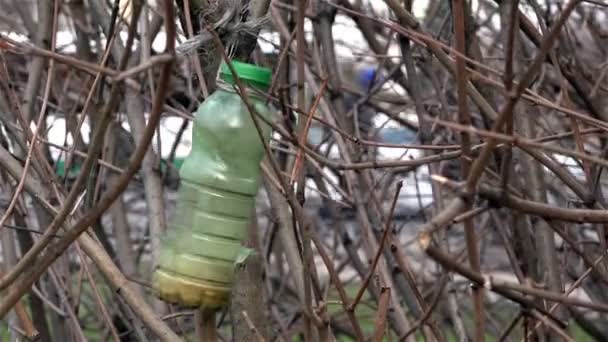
<box><xmin>216</xmin><ymin>78</ymin><xmax>268</xmax><ymax>100</ymax></box>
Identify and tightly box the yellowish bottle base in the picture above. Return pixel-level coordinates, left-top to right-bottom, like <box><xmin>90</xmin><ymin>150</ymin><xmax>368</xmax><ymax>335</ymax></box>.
<box><xmin>153</xmin><ymin>269</ymin><xmax>230</xmax><ymax>309</ymax></box>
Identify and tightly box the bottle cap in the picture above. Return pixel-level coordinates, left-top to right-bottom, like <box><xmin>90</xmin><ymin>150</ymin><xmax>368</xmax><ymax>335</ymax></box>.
<box><xmin>219</xmin><ymin>60</ymin><xmax>272</xmax><ymax>89</ymax></box>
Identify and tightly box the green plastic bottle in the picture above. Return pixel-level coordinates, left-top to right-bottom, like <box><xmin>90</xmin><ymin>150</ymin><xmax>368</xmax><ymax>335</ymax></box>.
<box><xmin>153</xmin><ymin>61</ymin><xmax>273</xmax><ymax>309</ymax></box>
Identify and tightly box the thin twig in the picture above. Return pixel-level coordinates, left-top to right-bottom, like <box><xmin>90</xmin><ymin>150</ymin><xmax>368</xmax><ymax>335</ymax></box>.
<box><xmin>242</xmin><ymin>311</ymin><xmax>267</xmax><ymax>342</ymax></box>
<box><xmin>349</xmin><ymin>181</ymin><xmax>403</xmax><ymax>310</ymax></box>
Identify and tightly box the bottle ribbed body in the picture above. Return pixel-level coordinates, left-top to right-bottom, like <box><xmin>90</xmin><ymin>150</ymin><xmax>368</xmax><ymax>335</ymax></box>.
<box><xmin>153</xmin><ymin>86</ymin><xmax>272</xmax><ymax>308</ymax></box>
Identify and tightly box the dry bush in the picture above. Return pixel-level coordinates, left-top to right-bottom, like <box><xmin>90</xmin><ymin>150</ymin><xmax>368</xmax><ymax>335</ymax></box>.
<box><xmin>1</xmin><ymin>0</ymin><xmax>608</xmax><ymax>341</ymax></box>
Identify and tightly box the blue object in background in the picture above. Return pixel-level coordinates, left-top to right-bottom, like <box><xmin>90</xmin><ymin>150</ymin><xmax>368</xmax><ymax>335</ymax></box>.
<box><xmin>357</xmin><ymin>66</ymin><xmax>382</xmax><ymax>90</ymax></box>
<box><xmin>306</xmin><ymin>125</ymin><xmax>416</xmax><ymax>145</ymax></box>
<box><xmin>378</xmin><ymin>127</ymin><xmax>417</xmax><ymax>144</ymax></box>
<box><xmin>359</xmin><ymin>67</ymin><xmax>376</xmax><ymax>89</ymax></box>
<box><xmin>305</xmin><ymin>64</ymin><xmax>416</xmax><ymax>145</ymax></box>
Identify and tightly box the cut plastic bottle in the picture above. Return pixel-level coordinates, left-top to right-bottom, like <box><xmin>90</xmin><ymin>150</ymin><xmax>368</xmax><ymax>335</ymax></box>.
<box><xmin>153</xmin><ymin>61</ymin><xmax>273</xmax><ymax>309</ymax></box>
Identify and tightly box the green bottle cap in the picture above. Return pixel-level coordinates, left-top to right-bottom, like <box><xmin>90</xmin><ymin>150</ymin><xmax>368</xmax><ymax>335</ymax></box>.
<box><xmin>219</xmin><ymin>60</ymin><xmax>272</xmax><ymax>89</ymax></box>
